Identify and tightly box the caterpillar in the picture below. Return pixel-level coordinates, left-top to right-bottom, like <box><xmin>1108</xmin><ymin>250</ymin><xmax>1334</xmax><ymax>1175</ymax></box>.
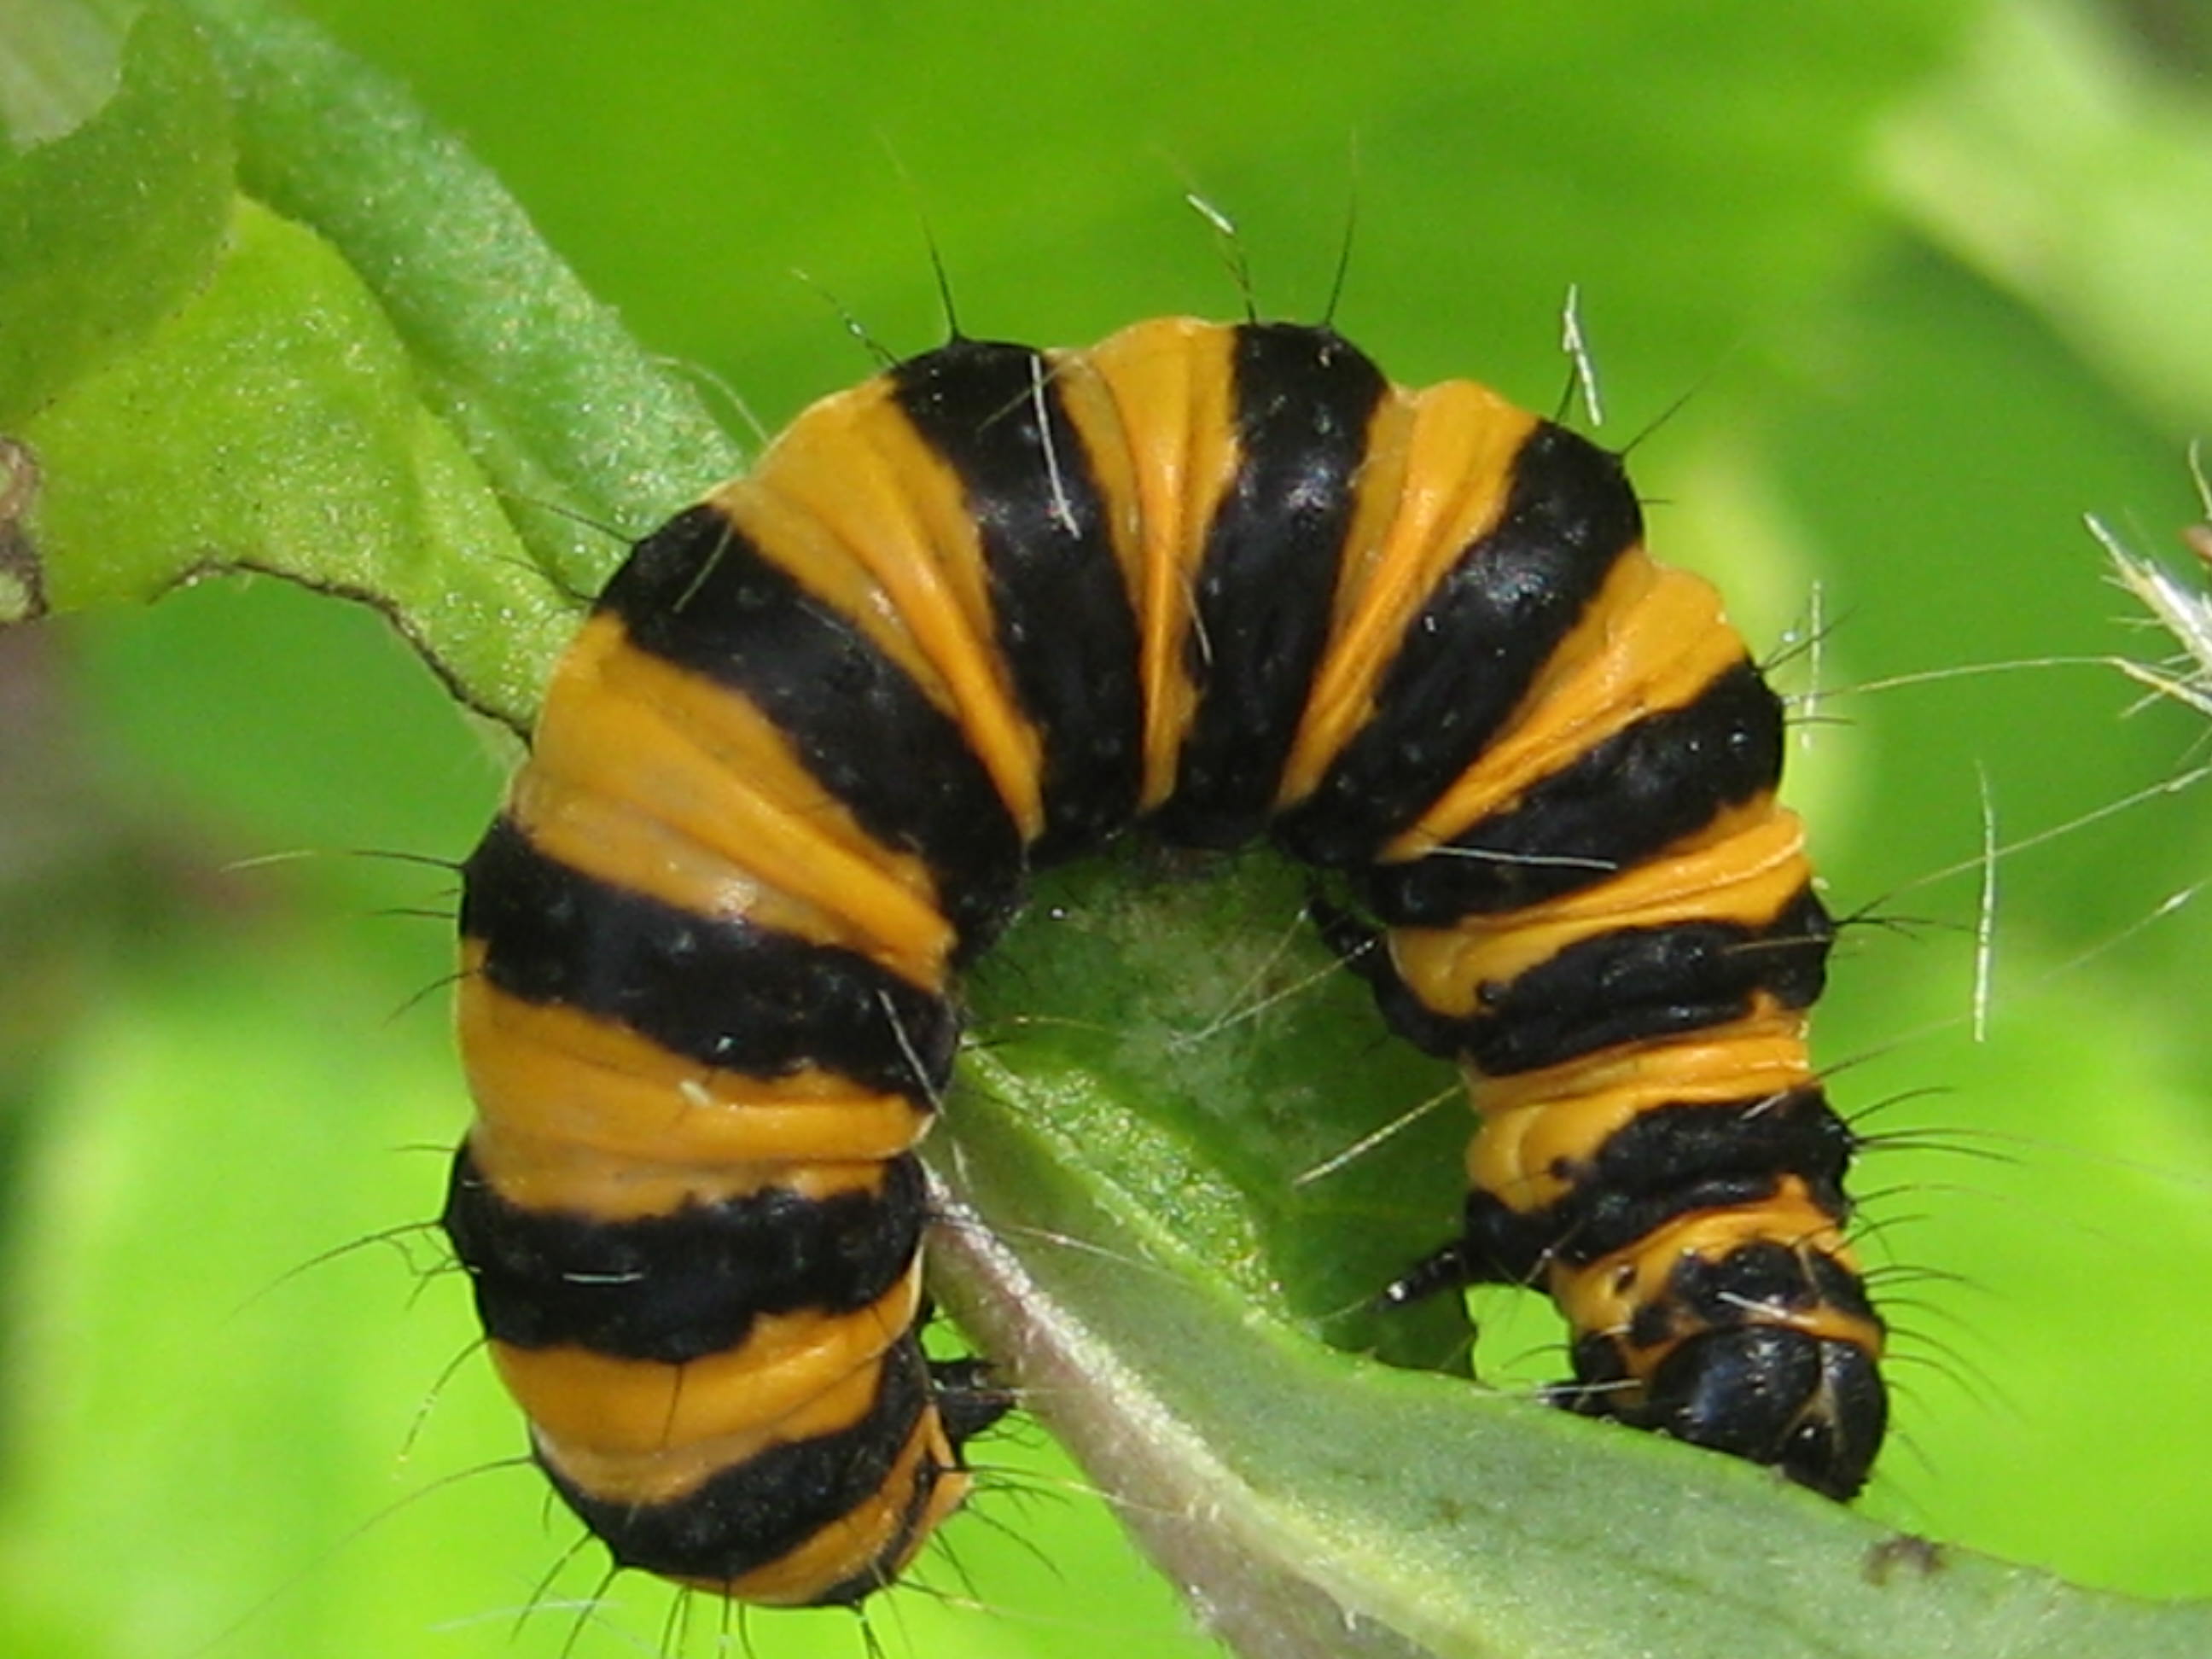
<box><xmin>440</xmin><ymin>312</ymin><xmax>1886</xmax><ymax>1610</ymax></box>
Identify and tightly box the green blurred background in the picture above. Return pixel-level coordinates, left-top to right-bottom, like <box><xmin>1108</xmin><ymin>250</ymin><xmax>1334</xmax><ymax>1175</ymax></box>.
<box><xmin>4</xmin><ymin>0</ymin><xmax>2212</xmax><ymax>1655</ymax></box>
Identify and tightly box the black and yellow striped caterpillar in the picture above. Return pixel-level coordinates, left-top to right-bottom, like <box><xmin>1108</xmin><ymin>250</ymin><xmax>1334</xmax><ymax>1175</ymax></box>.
<box><xmin>441</xmin><ymin>314</ymin><xmax>1886</xmax><ymax>1608</ymax></box>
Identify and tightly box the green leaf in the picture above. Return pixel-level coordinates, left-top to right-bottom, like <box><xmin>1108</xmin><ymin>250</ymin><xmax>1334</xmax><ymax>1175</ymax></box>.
<box><xmin>934</xmin><ymin>854</ymin><xmax>2212</xmax><ymax>1659</ymax></box>
<box><xmin>180</xmin><ymin>0</ymin><xmax>743</xmax><ymax>596</ymax></box>
<box><xmin>22</xmin><ymin>192</ymin><xmax>575</xmax><ymax>728</ymax></box>
<box><xmin>0</xmin><ymin>3</ymin><xmax>230</xmax><ymax>431</ymax></box>
<box><xmin>8</xmin><ymin>0</ymin><xmax>741</xmax><ymax>725</ymax></box>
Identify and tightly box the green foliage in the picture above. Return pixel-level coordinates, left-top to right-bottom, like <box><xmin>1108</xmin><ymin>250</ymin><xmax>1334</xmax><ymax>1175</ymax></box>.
<box><xmin>0</xmin><ymin>4</ymin><xmax>229</xmax><ymax>431</ymax></box>
<box><xmin>3</xmin><ymin>2</ymin><xmax>2212</xmax><ymax>1656</ymax></box>
<box><xmin>5</xmin><ymin>0</ymin><xmax>737</xmax><ymax>724</ymax></box>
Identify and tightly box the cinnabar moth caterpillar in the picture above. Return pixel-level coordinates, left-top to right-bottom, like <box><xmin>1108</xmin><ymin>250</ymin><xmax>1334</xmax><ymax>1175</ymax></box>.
<box><xmin>443</xmin><ymin>314</ymin><xmax>1885</xmax><ymax>1608</ymax></box>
